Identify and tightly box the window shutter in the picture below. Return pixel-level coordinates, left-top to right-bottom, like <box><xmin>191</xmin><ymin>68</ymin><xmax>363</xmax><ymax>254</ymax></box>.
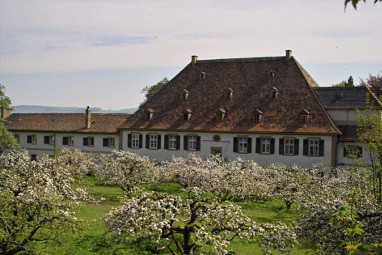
<box><xmin>343</xmin><ymin>146</ymin><xmax>348</xmax><ymax>157</ymax></box>
<box><xmin>247</xmin><ymin>138</ymin><xmax>252</xmax><ymax>153</ymax></box>
<box><xmin>196</xmin><ymin>136</ymin><xmax>201</xmax><ymax>151</ymax></box>
<box><xmin>146</xmin><ymin>134</ymin><xmax>149</xmax><ymax>149</ymax></box>
<box><xmin>44</xmin><ymin>136</ymin><xmax>49</xmax><ymax>144</ymax></box>
<box><xmin>164</xmin><ymin>135</ymin><xmax>169</xmax><ymax>149</ymax></box>
<box><xmin>256</xmin><ymin>138</ymin><xmax>261</xmax><ymax>153</ymax></box>
<box><xmin>270</xmin><ymin>138</ymin><xmax>275</xmax><ymax>154</ymax></box>
<box><xmin>83</xmin><ymin>137</ymin><xmax>88</xmax><ymax>146</ymax></box>
<box><xmin>139</xmin><ymin>134</ymin><xmax>143</xmax><ymax>148</ymax></box>
<box><xmin>27</xmin><ymin>135</ymin><xmax>32</xmax><ymax>143</ymax></box>
<box><xmin>127</xmin><ymin>134</ymin><xmax>132</xmax><ymax>148</ymax></box>
<box><xmin>279</xmin><ymin>138</ymin><xmax>284</xmax><ymax>155</ymax></box>
<box><xmin>103</xmin><ymin>138</ymin><xmax>108</xmax><ymax>147</ymax></box>
<box><xmin>176</xmin><ymin>136</ymin><xmax>181</xmax><ymax>150</ymax></box>
<box><xmin>157</xmin><ymin>135</ymin><xmax>161</xmax><ymax>149</ymax></box>
<box><xmin>294</xmin><ymin>139</ymin><xmax>299</xmax><ymax>155</ymax></box>
<box><xmin>319</xmin><ymin>139</ymin><xmax>324</xmax><ymax>156</ymax></box>
<box><xmin>63</xmin><ymin>137</ymin><xmax>68</xmax><ymax>145</ymax></box>
<box><xmin>184</xmin><ymin>136</ymin><xmax>188</xmax><ymax>150</ymax></box>
<box><xmin>358</xmin><ymin>146</ymin><xmax>363</xmax><ymax>158</ymax></box>
<box><xmin>303</xmin><ymin>139</ymin><xmax>308</xmax><ymax>156</ymax></box>
<box><xmin>233</xmin><ymin>137</ymin><xmax>238</xmax><ymax>153</ymax></box>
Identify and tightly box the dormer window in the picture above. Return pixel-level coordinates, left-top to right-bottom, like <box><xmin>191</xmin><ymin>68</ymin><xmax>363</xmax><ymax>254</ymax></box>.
<box><xmin>268</xmin><ymin>70</ymin><xmax>276</xmax><ymax>77</ymax></box>
<box><xmin>183</xmin><ymin>109</ymin><xmax>192</xmax><ymax>121</ymax></box>
<box><xmin>218</xmin><ymin>108</ymin><xmax>226</xmax><ymax>121</ymax></box>
<box><xmin>269</xmin><ymin>87</ymin><xmax>279</xmax><ymax>99</ymax></box>
<box><xmin>253</xmin><ymin>109</ymin><xmax>263</xmax><ymax>123</ymax></box>
<box><xmin>226</xmin><ymin>88</ymin><xmax>234</xmax><ymax>100</ymax></box>
<box><xmin>181</xmin><ymin>89</ymin><xmax>189</xmax><ymax>100</ymax></box>
<box><xmin>300</xmin><ymin>109</ymin><xmax>310</xmax><ymax>123</ymax></box>
<box><xmin>200</xmin><ymin>72</ymin><xmax>206</xmax><ymax>79</ymax></box>
<box><xmin>145</xmin><ymin>108</ymin><xmax>154</xmax><ymax>120</ymax></box>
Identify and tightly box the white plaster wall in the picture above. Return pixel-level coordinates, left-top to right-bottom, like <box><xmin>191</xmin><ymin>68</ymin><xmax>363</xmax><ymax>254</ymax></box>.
<box><xmin>337</xmin><ymin>142</ymin><xmax>373</xmax><ymax>166</ymax></box>
<box><xmin>326</xmin><ymin>109</ymin><xmax>357</xmax><ymax>125</ymax></box>
<box><xmin>12</xmin><ymin>132</ymin><xmax>119</xmax><ymax>156</ymax></box>
<box><xmin>122</xmin><ymin>131</ymin><xmax>334</xmax><ymax>168</ymax></box>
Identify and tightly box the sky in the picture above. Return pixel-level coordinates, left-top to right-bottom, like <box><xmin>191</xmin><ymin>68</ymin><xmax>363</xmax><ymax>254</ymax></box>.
<box><xmin>0</xmin><ymin>0</ymin><xmax>381</xmax><ymax>110</ymax></box>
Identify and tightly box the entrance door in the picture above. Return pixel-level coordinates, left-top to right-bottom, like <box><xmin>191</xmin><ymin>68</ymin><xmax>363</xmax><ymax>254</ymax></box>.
<box><xmin>211</xmin><ymin>147</ymin><xmax>223</xmax><ymax>157</ymax></box>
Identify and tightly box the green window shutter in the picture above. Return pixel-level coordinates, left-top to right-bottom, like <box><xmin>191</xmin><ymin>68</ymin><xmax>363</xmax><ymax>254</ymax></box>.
<box><xmin>233</xmin><ymin>137</ymin><xmax>238</xmax><ymax>153</ymax></box>
<box><xmin>294</xmin><ymin>139</ymin><xmax>299</xmax><ymax>155</ymax></box>
<box><xmin>279</xmin><ymin>138</ymin><xmax>284</xmax><ymax>155</ymax></box>
<box><xmin>196</xmin><ymin>136</ymin><xmax>201</xmax><ymax>151</ymax></box>
<box><xmin>270</xmin><ymin>139</ymin><xmax>275</xmax><ymax>154</ymax></box>
<box><xmin>127</xmin><ymin>134</ymin><xmax>132</xmax><ymax>148</ymax></box>
<box><xmin>184</xmin><ymin>136</ymin><xmax>188</xmax><ymax>150</ymax></box>
<box><xmin>303</xmin><ymin>139</ymin><xmax>308</xmax><ymax>156</ymax></box>
<box><xmin>146</xmin><ymin>134</ymin><xmax>149</xmax><ymax>149</ymax></box>
<box><xmin>139</xmin><ymin>134</ymin><xmax>143</xmax><ymax>149</ymax></box>
<box><xmin>247</xmin><ymin>138</ymin><xmax>252</xmax><ymax>153</ymax></box>
<box><xmin>63</xmin><ymin>137</ymin><xmax>68</xmax><ymax>145</ymax></box>
<box><xmin>255</xmin><ymin>138</ymin><xmax>261</xmax><ymax>153</ymax></box>
<box><xmin>319</xmin><ymin>139</ymin><xmax>324</xmax><ymax>156</ymax></box>
<box><xmin>176</xmin><ymin>136</ymin><xmax>181</xmax><ymax>150</ymax></box>
<box><xmin>164</xmin><ymin>135</ymin><xmax>169</xmax><ymax>149</ymax></box>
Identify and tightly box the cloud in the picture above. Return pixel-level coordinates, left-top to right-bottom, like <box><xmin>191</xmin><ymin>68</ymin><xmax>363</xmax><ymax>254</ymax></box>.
<box><xmin>1</xmin><ymin>0</ymin><xmax>381</xmax><ymax>73</ymax></box>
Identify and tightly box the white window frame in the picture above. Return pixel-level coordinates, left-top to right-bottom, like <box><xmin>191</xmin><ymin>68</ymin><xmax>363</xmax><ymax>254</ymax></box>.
<box><xmin>168</xmin><ymin>135</ymin><xmax>177</xmax><ymax>150</ymax></box>
<box><xmin>14</xmin><ymin>134</ymin><xmax>20</xmax><ymax>143</ymax></box>
<box><xmin>132</xmin><ymin>133</ymin><xmax>140</xmax><ymax>148</ymax></box>
<box><xmin>84</xmin><ymin>136</ymin><xmax>94</xmax><ymax>147</ymax></box>
<box><xmin>309</xmin><ymin>139</ymin><xmax>319</xmax><ymax>156</ymax></box>
<box><xmin>238</xmin><ymin>137</ymin><xmax>248</xmax><ymax>153</ymax></box>
<box><xmin>108</xmin><ymin>137</ymin><xmax>115</xmax><ymax>148</ymax></box>
<box><xmin>49</xmin><ymin>135</ymin><xmax>55</xmax><ymax>145</ymax></box>
<box><xmin>149</xmin><ymin>134</ymin><xmax>158</xmax><ymax>149</ymax></box>
<box><xmin>284</xmin><ymin>138</ymin><xmax>294</xmax><ymax>155</ymax></box>
<box><xmin>68</xmin><ymin>136</ymin><xmax>74</xmax><ymax>146</ymax></box>
<box><xmin>188</xmin><ymin>136</ymin><xmax>197</xmax><ymax>151</ymax></box>
<box><xmin>28</xmin><ymin>134</ymin><xmax>37</xmax><ymax>145</ymax></box>
<box><xmin>261</xmin><ymin>138</ymin><xmax>271</xmax><ymax>154</ymax></box>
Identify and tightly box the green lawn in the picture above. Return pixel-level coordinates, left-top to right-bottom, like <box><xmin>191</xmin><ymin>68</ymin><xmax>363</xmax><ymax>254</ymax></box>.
<box><xmin>27</xmin><ymin>177</ymin><xmax>314</xmax><ymax>255</ymax></box>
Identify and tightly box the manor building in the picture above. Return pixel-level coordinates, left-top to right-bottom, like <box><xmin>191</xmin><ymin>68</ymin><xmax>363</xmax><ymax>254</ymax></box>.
<box><xmin>4</xmin><ymin>50</ymin><xmax>381</xmax><ymax>167</ymax></box>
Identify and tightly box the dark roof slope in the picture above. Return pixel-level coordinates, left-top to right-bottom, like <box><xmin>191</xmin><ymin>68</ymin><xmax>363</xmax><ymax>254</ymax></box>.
<box><xmin>120</xmin><ymin>53</ymin><xmax>339</xmax><ymax>135</ymax></box>
<box><xmin>5</xmin><ymin>113</ymin><xmax>130</xmax><ymax>134</ymax></box>
<box><xmin>313</xmin><ymin>86</ymin><xmax>382</xmax><ymax>110</ymax></box>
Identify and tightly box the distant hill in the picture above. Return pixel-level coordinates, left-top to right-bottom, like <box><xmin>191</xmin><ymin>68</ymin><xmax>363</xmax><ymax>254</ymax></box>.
<box><xmin>13</xmin><ymin>105</ymin><xmax>138</xmax><ymax>114</ymax></box>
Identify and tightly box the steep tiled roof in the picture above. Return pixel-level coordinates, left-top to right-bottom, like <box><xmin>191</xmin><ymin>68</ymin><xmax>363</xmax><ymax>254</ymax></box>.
<box><xmin>120</xmin><ymin>53</ymin><xmax>339</xmax><ymax>135</ymax></box>
<box><xmin>5</xmin><ymin>113</ymin><xmax>130</xmax><ymax>134</ymax></box>
<box><xmin>313</xmin><ymin>86</ymin><xmax>382</xmax><ymax>110</ymax></box>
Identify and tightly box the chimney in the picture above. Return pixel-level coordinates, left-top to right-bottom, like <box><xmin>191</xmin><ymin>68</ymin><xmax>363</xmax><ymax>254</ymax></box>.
<box><xmin>286</xmin><ymin>50</ymin><xmax>292</xmax><ymax>60</ymax></box>
<box><xmin>85</xmin><ymin>106</ymin><xmax>91</xmax><ymax>129</ymax></box>
<box><xmin>191</xmin><ymin>55</ymin><xmax>198</xmax><ymax>64</ymax></box>
<box><xmin>1</xmin><ymin>106</ymin><xmax>11</xmax><ymax>120</ymax></box>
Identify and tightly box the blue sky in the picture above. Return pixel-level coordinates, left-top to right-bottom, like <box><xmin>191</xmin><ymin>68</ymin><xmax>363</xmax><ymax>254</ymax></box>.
<box><xmin>1</xmin><ymin>0</ymin><xmax>381</xmax><ymax>110</ymax></box>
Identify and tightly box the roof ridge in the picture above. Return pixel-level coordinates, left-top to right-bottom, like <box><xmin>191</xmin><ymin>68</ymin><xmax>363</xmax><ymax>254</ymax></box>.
<box><xmin>313</xmin><ymin>86</ymin><xmax>367</xmax><ymax>90</ymax></box>
<box><xmin>196</xmin><ymin>56</ymin><xmax>285</xmax><ymax>63</ymax></box>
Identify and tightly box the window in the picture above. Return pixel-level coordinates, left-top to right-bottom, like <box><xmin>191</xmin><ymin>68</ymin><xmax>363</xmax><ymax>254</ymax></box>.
<box><xmin>103</xmin><ymin>137</ymin><xmax>115</xmax><ymax>148</ymax></box>
<box><xmin>63</xmin><ymin>136</ymin><xmax>74</xmax><ymax>146</ymax></box>
<box><xmin>83</xmin><ymin>137</ymin><xmax>94</xmax><ymax>147</ymax></box>
<box><xmin>146</xmin><ymin>134</ymin><xmax>161</xmax><ymax>150</ymax></box>
<box><xmin>255</xmin><ymin>138</ymin><xmax>275</xmax><ymax>154</ymax></box>
<box><xmin>300</xmin><ymin>114</ymin><xmax>308</xmax><ymax>123</ymax></box>
<box><xmin>183</xmin><ymin>109</ymin><xmax>192</xmax><ymax>121</ymax></box>
<box><xmin>14</xmin><ymin>134</ymin><xmax>20</xmax><ymax>143</ymax></box>
<box><xmin>27</xmin><ymin>135</ymin><xmax>37</xmax><ymax>145</ymax></box>
<box><xmin>128</xmin><ymin>133</ymin><xmax>142</xmax><ymax>149</ymax></box>
<box><xmin>165</xmin><ymin>135</ymin><xmax>180</xmax><ymax>150</ymax></box>
<box><xmin>284</xmin><ymin>138</ymin><xmax>295</xmax><ymax>155</ymax></box>
<box><xmin>44</xmin><ymin>135</ymin><xmax>55</xmax><ymax>145</ymax></box>
<box><xmin>150</xmin><ymin>134</ymin><xmax>158</xmax><ymax>149</ymax></box>
<box><xmin>132</xmin><ymin>134</ymin><xmax>140</xmax><ymax>148</ymax></box>
<box><xmin>169</xmin><ymin>136</ymin><xmax>177</xmax><ymax>150</ymax></box>
<box><xmin>344</xmin><ymin>145</ymin><xmax>362</xmax><ymax>158</ymax></box>
<box><xmin>233</xmin><ymin>137</ymin><xmax>252</xmax><ymax>154</ymax></box>
<box><xmin>269</xmin><ymin>87</ymin><xmax>278</xmax><ymax>99</ymax></box>
<box><xmin>145</xmin><ymin>108</ymin><xmax>154</xmax><ymax>120</ymax></box>
<box><xmin>261</xmin><ymin>138</ymin><xmax>271</xmax><ymax>154</ymax></box>
<box><xmin>303</xmin><ymin>139</ymin><xmax>324</xmax><ymax>157</ymax></box>
<box><xmin>184</xmin><ymin>135</ymin><xmax>201</xmax><ymax>151</ymax></box>
<box><xmin>279</xmin><ymin>138</ymin><xmax>299</xmax><ymax>156</ymax></box>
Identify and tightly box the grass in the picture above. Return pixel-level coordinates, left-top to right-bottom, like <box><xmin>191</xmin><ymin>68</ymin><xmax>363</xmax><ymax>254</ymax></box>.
<box><xmin>27</xmin><ymin>176</ymin><xmax>314</xmax><ymax>255</ymax></box>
